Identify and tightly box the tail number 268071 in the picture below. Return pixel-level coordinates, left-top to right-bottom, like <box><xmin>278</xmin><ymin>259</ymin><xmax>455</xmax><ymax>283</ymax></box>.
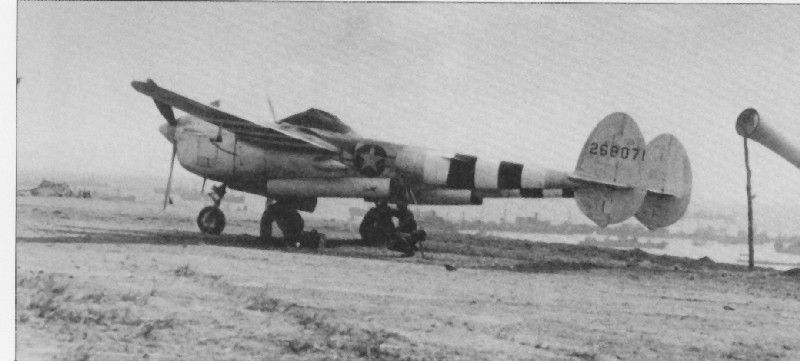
<box><xmin>587</xmin><ymin>142</ymin><xmax>645</xmax><ymax>160</ymax></box>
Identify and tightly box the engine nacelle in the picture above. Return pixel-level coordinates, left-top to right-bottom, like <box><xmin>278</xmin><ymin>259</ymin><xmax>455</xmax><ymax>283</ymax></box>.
<box><xmin>265</xmin><ymin>178</ymin><xmax>394</xmax><ymax>198</ymax></box>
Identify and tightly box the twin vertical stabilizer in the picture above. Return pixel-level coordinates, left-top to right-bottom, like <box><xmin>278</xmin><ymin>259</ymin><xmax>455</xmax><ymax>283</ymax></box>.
<box><xmin>572</xmin><ymin>113</ymin><xmax>692</xmax><ymax>229</ymax></box>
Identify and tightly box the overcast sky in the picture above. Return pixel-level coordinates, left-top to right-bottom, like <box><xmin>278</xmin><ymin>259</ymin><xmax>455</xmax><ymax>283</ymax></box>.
<box><xmin>16</xmin><ymin>3</ymin><xmax>800</xmax><ymax>231</ymax></box>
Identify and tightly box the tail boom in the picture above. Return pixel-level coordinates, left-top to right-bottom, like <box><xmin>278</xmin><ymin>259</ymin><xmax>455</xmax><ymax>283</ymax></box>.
<box><xmin>394</xmin><ymin>112</ymin><xmax>691</xmax><ymax>229</ymax></box>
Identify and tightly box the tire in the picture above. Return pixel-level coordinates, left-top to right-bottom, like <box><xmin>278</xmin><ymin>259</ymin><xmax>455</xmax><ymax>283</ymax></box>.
<box><xmin>359</xmin><ymin>208</ymin><xmax>378</xmax><ymax>245</ymax></box>
<box><xmin>261</xmin><ymin>208</ymin><xmax>304</xmax><ymax>247</ymax></box>
<box><xmin>197</xmin><ymin>206</ymin><xmax>225</xmax><ymax>235</ymax></box>
<box><xmin>276</xmin><ymin>209</ymin><xmax>304</xmax><ymax>240</ymax></box>
<box><xmin>260</xmin><ymin>210</ymin><xmax>276</xmax><ymax>246</ymax></box>
<box><xmin>359</xmin><ymin>224</ymin><xmax>374</xmax><ymax>245</ymax></box>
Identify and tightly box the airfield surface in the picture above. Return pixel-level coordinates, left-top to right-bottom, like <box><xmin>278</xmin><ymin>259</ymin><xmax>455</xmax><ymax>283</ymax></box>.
<box><xmin>15</xmin><ymin>197</ymin><xmax>800</xmax><ymax>361</ymax></box>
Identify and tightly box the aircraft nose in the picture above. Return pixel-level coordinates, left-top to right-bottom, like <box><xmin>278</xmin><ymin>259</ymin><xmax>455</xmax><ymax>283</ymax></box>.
<box><xmin>159</xmin><ymin>124</ymin><xmax>176</xmax><ymax>143</ymax></box>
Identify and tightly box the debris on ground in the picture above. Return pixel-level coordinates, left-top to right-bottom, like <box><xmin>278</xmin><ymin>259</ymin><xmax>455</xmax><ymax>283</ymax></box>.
<box><xmin>782</xmin><ymin>268</ymin><xmax>800</xmax><ymax>278</ymax></box>
<box><xmin>695</xmin><ymin>256</ymin><xmax>716</xmax><ymax>267</ymax></box>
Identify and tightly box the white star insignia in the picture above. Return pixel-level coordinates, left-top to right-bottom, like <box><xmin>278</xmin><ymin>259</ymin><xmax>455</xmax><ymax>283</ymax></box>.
<box><xmin>360</xmin><ymin>147</ymin><xmax>380</xmax><ymax>172</ymax></box>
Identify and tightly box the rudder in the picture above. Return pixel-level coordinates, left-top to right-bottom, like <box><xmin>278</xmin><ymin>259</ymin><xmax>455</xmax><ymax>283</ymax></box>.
<box><xmin>634</xmin><ymin>134</ymin><xmax>692</xmax><ymax>229</ymax></box>
<box><xmin>572</xmin><ymin>113</ymin><xmax>648</xmax><ymax>227</ymax></box>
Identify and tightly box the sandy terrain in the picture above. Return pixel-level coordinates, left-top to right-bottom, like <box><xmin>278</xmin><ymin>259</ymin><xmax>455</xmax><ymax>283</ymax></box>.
<box><xmin>16</xmin><ymin>197</ymin><xmax>800</xmax><ymax>361</ymax></box>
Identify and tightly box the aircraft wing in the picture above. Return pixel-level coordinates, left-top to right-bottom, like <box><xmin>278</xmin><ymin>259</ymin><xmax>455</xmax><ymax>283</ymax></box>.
<box><xmin>131</xmin><ymin>79</ymin><xmax>339</xmax><ymax>153</ymax></box>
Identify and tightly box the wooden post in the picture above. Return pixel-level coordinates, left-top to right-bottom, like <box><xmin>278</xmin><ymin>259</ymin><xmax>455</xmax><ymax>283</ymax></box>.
<box><xmin>744</xmin><ymin>137</ymin><xmax>754</xmax><ymax>270</ymax></box>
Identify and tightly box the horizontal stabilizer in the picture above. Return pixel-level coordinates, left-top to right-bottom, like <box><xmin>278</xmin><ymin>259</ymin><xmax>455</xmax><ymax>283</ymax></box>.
<box><xmin>568</xmin><ymin>175</ymin><xmax>634</xmax><ymax>189</ymax></box>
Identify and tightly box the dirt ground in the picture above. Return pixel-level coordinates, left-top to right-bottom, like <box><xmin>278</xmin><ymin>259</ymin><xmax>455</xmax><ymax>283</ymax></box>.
<box><xmin>15</xmin><ymin>197</ymin><xmax>800</xmax><ymax>361</ymax></box>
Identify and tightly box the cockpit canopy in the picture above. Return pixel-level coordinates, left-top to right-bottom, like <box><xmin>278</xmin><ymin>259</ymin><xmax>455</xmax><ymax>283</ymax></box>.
<box><xmin>278</xmin><ymin>108</ymin><xmax>352</xmax><ymax>134</ymax></box>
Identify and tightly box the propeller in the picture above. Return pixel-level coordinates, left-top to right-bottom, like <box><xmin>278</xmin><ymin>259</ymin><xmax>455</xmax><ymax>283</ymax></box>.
<box><xmin>154</xmin><ymin>100</ymin><xmax>177</xmax><ymax>126</ymax></box>
<box><xmin>268</xmin><ymin>98</ymin><xmax>277</xmax><ymax>122</ymax></box>
<box><xmin>162</xmin><ymin>142</ymin><xmax>177</xmax><ymax>210</ymax></box>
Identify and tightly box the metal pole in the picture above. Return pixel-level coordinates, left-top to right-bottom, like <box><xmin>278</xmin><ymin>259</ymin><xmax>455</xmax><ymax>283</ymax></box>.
<box><xmin>744</xmin><ymin>137</ymin><xmax>754</xmax><ymax>270</ymax></box>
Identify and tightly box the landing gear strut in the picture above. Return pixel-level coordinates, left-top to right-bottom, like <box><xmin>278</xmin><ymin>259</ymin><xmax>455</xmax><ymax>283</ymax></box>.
<box><xmin>197</xmin><ymin>184</ymin><xmax>227</xmax><ymax>235</ymax></box>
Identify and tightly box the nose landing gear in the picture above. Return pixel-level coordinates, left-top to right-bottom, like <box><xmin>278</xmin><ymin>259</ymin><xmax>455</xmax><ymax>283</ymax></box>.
<box><xmin>197</xmin><ymin>184</ymin><xmax>227</xmax><ymax>235</ymax></box>
<box><xmin>197</xmin><ymin>206</ymin><xmax>225</xmax><ymax>235</ymax></box>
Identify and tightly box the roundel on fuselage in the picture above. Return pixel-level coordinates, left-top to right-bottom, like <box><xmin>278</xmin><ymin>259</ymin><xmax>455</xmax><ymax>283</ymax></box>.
<box><xmin>354</xmin><ymin>144</ymin><xmax>387</xmax><ymax>177</ymax></box>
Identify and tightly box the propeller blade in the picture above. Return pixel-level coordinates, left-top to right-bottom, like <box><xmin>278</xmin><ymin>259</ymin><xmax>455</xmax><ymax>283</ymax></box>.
<box><xmin>268</xmin><ymin>98</ymin><xmax>277</xmax><ymax>122</ymax></box>
<box><xmin>154</xmin><ymin>100</ymin><xmax>177</xmax><ymax>126</ymax></box>
<box><xmin>163</xmin><ymin>143</ymin><xmax>177</xmax><ymax>210</ymax></box>
<box><xmin>201</xmin><ymin>177</ymin><xmax>207</xmax><ymax>194</ymax></box>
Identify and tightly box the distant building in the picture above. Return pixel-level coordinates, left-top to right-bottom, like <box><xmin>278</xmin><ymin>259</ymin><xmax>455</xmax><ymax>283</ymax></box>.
<box><xmin>24</xmin><ymin>180</ymin><xmax>74</xmax><ymax>197</ymax></box>
<box><xmin>348</xmin><ymin>207</ymin><xmax>367</xmax><ymax>220</ymax></box>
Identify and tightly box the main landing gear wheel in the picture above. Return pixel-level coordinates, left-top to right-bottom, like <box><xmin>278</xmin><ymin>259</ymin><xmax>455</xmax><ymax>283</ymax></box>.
<box><xmin>197</xmin><ymin>206</ymin><xmax>226</xmax><ymax>235</ymax></box>
<box><xmin>359</xmin><ymin>205</ymin><xmax>393</xmax><ymax>247</ymax></box>
<box><xmin>260</xmin><ymin>205</ymin><xmax>304</xmax><ymax>247</ymax></box>
<box><xmin>359</xmin><ymin>208</ymin><xmax>378</xmax><ymax>246</ymax></box>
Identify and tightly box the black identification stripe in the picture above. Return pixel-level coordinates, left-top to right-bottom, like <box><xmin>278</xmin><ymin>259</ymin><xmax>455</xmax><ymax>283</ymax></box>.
<box><xmin>497</xmin><ymin>161</ymin><xmax>523</xmax><ymax>189</ymax></box>
<box><xmin>470</xmin><ymin>191</ymin><xmax>483</xmax><ymax>205</ymax></box>
<box><xmin>520</xmin><ymin>188</ymin><xmax>544</xmax><ymax>198</ymax></box>
<box><xmin>446</xmin><ymin>154</ymin><xmax>477</xmax><ymax>189</ymax></box>
<box><xmin>520</xmin><ymin>188</ymin><xmax>575</xmax><ymax>198</ymax></box>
